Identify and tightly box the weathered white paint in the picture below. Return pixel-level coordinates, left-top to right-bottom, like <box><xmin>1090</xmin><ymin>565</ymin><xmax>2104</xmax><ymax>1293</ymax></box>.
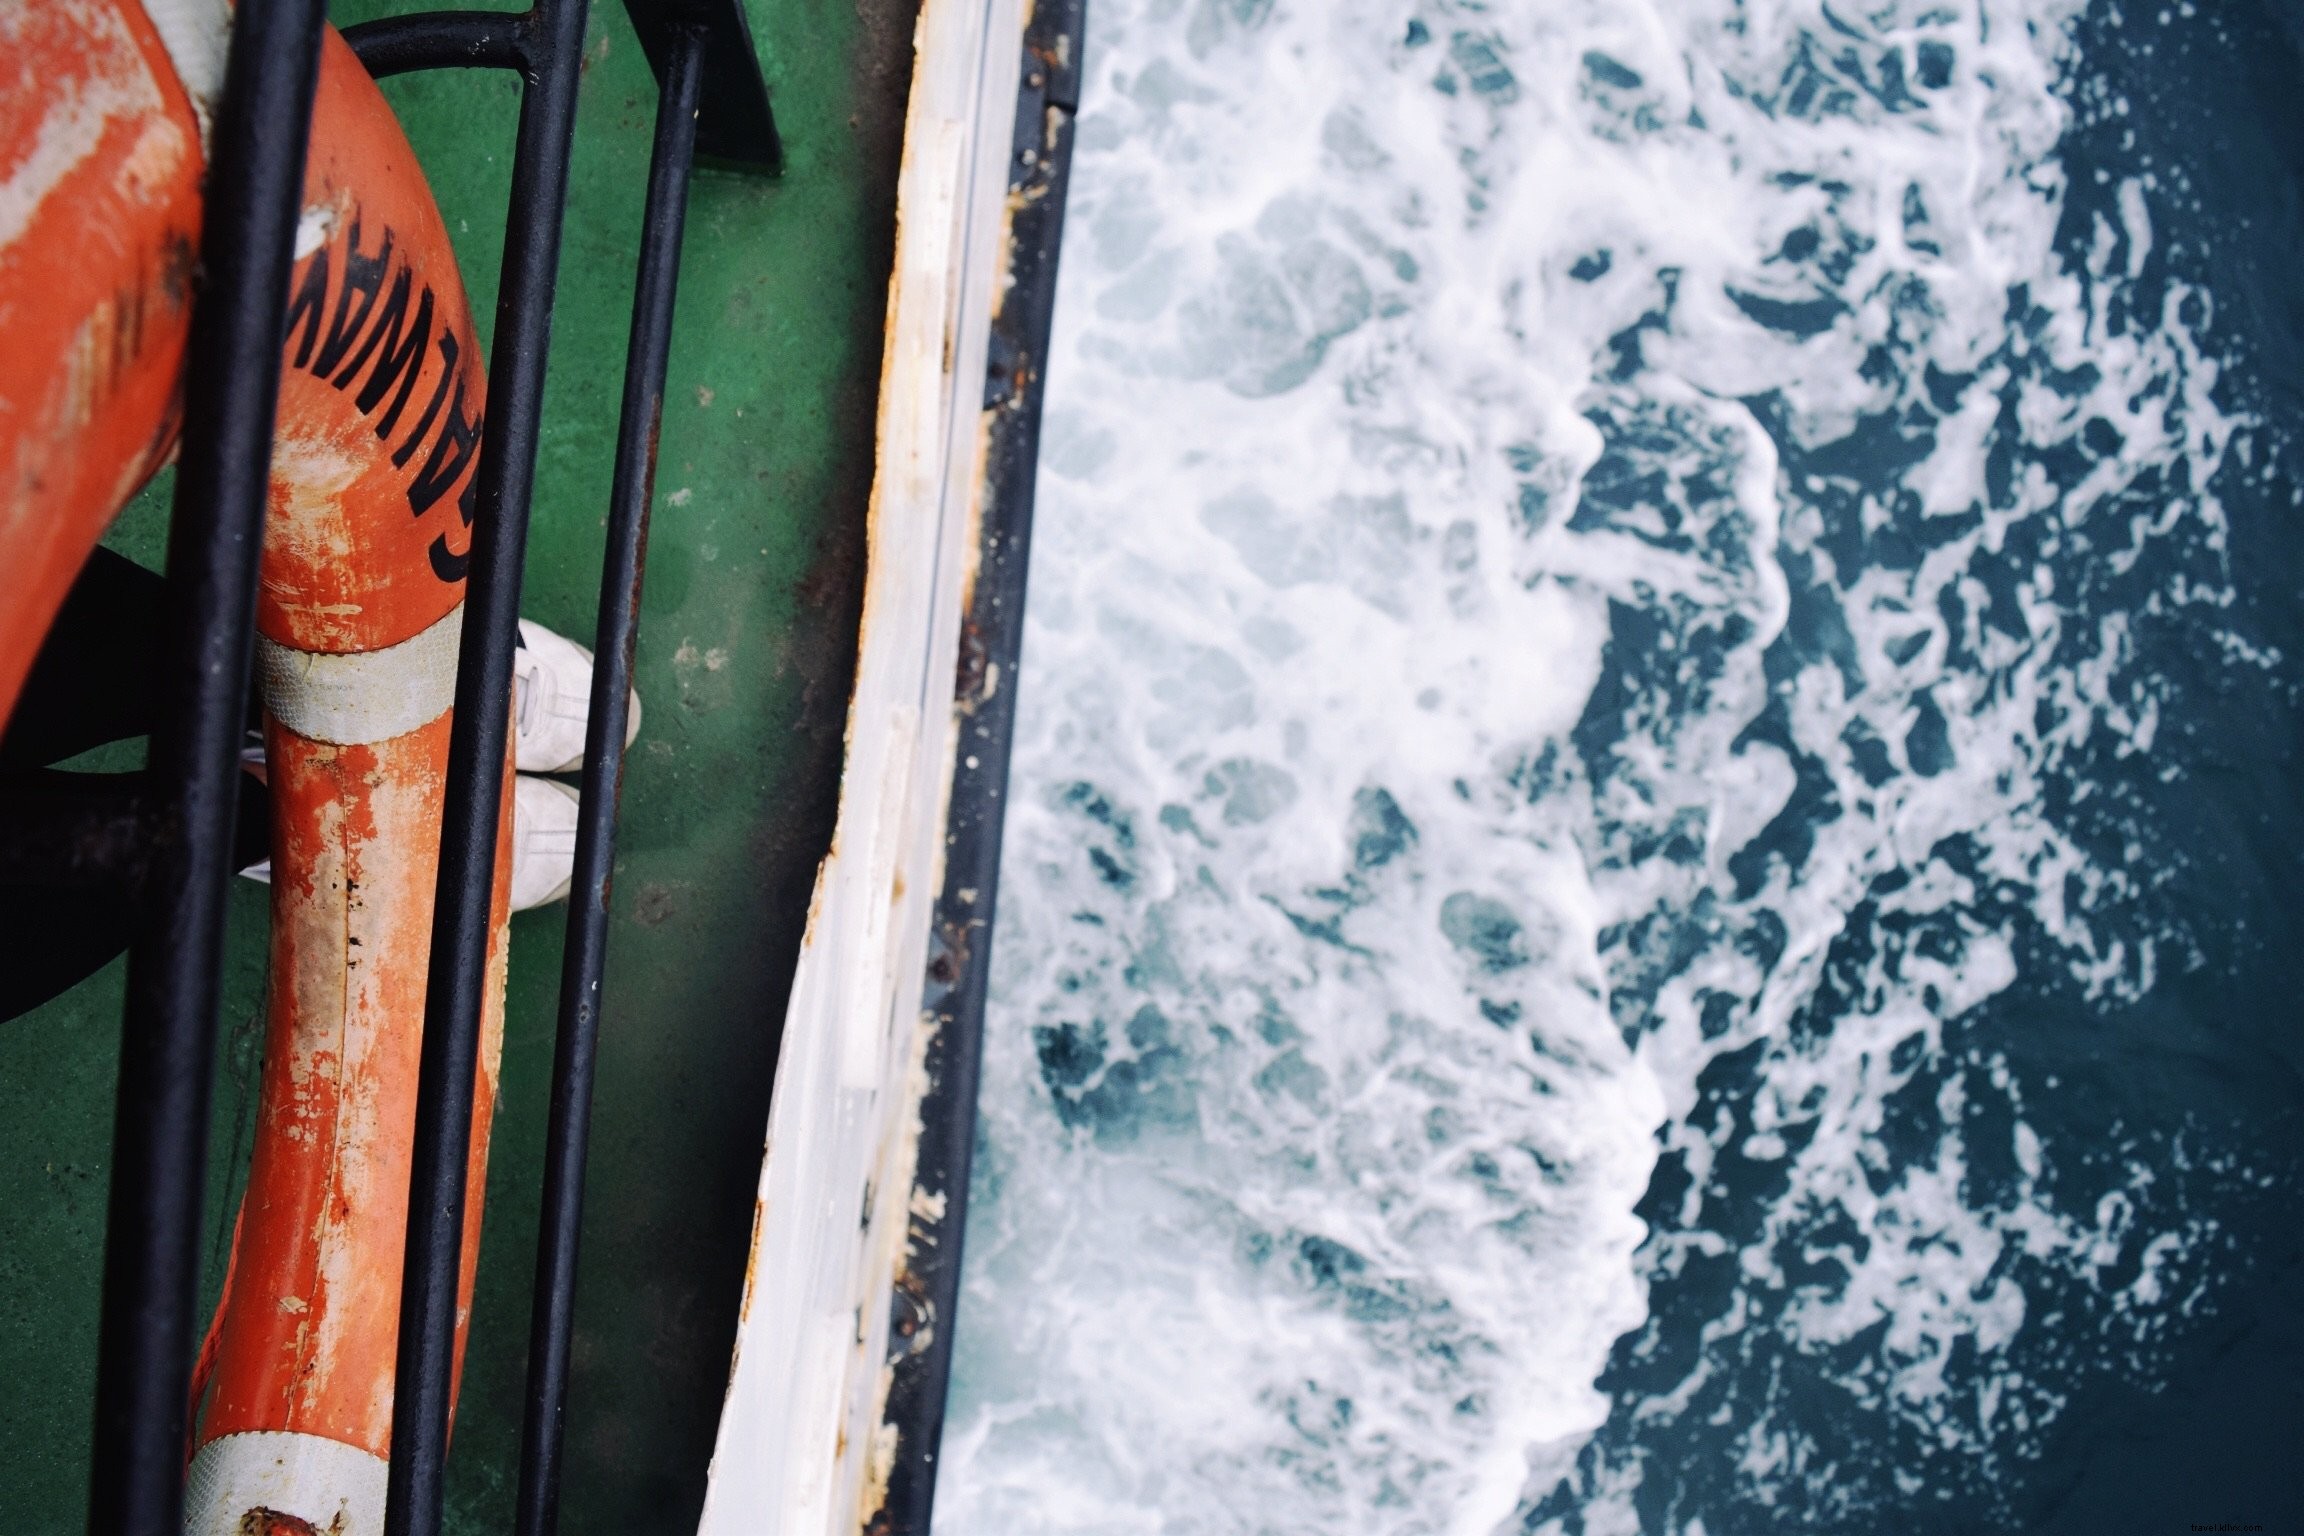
<box><xmin>695</xmin><ymin>1</ymin><xmax>1022</xmax><ymax>1531</ymax></box>
<box><xmin>0</xmin><ymin>1</ymin><xmax>175</xmax><ymax>252</ymax></box>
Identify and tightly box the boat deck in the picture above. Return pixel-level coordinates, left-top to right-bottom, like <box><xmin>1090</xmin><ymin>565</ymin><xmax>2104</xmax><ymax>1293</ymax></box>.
<box><xmin>0</xmin><ymin>0</ymin><xmax>916</xmax><ymax>1527</ymax></box>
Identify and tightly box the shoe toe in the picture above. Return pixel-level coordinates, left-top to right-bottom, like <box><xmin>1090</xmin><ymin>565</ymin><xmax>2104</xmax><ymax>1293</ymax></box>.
<box><xmin>510</xmin><ymin>775</ymin><xmax>582</xmax><ymax>911</ymax></box>
<box><xmin>513</xmin><ymin>618</ymin><xmax>644</xmax><ymax>773</ymax></box>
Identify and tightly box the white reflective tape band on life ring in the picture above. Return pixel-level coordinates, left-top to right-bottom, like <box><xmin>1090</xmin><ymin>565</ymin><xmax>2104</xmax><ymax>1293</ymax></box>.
<box><xmin>185</xmin><ymin>1430</ymin><xmax>390</xmax><ymax>1536</ymax></box>
<box><xmin>257</xmin><ymin>603</ymin><xmax>464</xmax><ymax>746</ymax></box>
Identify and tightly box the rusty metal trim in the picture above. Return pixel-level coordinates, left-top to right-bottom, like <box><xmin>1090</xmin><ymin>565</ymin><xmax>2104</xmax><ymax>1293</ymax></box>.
<box><xmin>867</xmin><ymin>0</ymin><xmax>1087</xmax><ymax>1527</ymax></box>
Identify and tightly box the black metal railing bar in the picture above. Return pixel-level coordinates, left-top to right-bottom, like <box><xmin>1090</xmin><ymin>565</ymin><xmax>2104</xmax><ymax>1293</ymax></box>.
<box><xmin>87</xmin><ymin>1</ymin><xmax>329</xmax><ymax>1531</ymax></box>
<box><xmin>512</xmin><ymin>24</ymin><xmax>706</xmax><ymax>1536</ymax></box>
<box><xmin>378</xmin><ymin>0</ymin><xmax>595</xmax><ymax>1526</ymax></box>
<box><xmin>342</xmin><ymin>9</ymin><xmax>530</xmax><ymax>76</ymax></box>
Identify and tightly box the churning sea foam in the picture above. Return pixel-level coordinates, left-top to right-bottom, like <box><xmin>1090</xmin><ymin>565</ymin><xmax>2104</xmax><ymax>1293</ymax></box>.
<box><xmin>939</xmin><ymin>0</ymin><xmax>2263</xmax><ymax>1531</ymax></box>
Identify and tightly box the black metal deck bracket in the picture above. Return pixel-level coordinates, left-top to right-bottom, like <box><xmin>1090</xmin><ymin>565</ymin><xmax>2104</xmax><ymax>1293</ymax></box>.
<box><xmin>622</xmin><ymin>0</ymin><xmax>782</xmax><ymax>170</ymax></box>
<box><xmin>40</xmin><ymin>1</ymin><xmax>781</xmax><ymax>1533</ymax></box>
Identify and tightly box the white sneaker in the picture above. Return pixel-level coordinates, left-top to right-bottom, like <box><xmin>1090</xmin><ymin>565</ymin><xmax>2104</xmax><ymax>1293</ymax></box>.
<box><xmin>514</xmin><ymin>618</ymin><xmax>641</xmax><ymax>774</ymax></box>
<box><xmin>508</xmin><ymin>774</ymin><xmax>582</xmax><ymax>911</ymax></box>
<box><xmin>242</xmin><ymin>774</ymin><xmax>586</xmax><ymax>914</ymax></box>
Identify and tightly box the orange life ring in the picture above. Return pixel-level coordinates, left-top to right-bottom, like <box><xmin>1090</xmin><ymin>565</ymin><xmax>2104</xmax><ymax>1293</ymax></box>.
<box><xmin>189</xmin><ymin>27</ymin><xmax>515</xmax><ymax>1531</ymax></box>
<box><xmin>1</xmin><ymin>7</ymin><xmax>513</xmax><ymax>1530</ymax></box>
<box><xmin>0</xmin><ymin>0</ymin><xmax>203</xmax><ymax>723</ymax></box>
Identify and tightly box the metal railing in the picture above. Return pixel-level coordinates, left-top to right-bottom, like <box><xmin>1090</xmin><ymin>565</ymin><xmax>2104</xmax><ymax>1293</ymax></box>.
<box><xmin>51</xmin><ymin>1</ymin><xmax>781</xmax><ymax>1531</ymax></box>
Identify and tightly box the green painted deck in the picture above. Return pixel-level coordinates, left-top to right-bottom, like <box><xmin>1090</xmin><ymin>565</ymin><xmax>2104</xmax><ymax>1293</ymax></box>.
<box><xmin>0</xmin><ymin>1</ymin><xmax>915</xmax><ymax>1528</ymax></box>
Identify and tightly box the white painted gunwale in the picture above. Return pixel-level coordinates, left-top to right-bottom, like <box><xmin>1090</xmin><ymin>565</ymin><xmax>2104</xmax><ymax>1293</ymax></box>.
<box><xmin>695</xmin><ymin>1</ymin><xmax>1023</xmax><ymax>1531</ymax></box>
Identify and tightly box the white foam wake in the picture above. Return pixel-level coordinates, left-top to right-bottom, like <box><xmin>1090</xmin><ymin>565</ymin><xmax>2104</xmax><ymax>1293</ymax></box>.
<box><xmin>939</xmin><ymin>0</ymin><xmax>2261</xmax><ymax>1529</ymax></box>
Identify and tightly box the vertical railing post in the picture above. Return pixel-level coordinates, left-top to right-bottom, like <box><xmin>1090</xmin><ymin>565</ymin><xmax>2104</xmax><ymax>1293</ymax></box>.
<box><xmin>510</xmin><ymin>31</ymin><xmax>704</xmax><ymax>1535</ymax></box>
<box><xmin>88</xmin><ymin>0</ymin><xmax>328</xmax><ymax>1530</ymax></box>
<box><xmin>384</xmin><ymin>0</ymin><xmax>595</xmax><ymax>1530</ymax></box>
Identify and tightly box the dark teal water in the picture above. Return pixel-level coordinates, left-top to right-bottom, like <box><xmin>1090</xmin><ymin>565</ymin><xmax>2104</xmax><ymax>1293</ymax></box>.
<box><xmin>1540</xmin><ymin>6</ymin><xmax>2304</xmax><ymax>1529</ymax></box>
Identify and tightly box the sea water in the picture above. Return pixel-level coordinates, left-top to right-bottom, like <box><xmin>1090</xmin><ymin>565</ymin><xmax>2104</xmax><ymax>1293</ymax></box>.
<box><xmin>937</xmin><ymin>1</ymin><xmax>2304</xmax><ymax>1530</ymax></box>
